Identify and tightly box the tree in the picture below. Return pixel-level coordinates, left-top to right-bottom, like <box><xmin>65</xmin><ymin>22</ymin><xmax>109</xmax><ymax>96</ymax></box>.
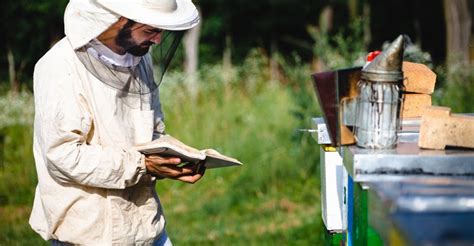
<box><xmin>0</xmin><ymin>1</ymin><xmax>67</xmax><ymax>91</ymax></box>
<box><xmin>198</xmin><ymin>0</ymin><xmax>323</xmax><ymax>63</ymax></box>
<box><xmin>444</xmin><ymin>0</ymin><xmax>472</xmax><ymax>65</ymax></box>
<box><xmin>183</xmin><ymin>18</ymin><xmax>202</xmax><ymax>95</ymax></box>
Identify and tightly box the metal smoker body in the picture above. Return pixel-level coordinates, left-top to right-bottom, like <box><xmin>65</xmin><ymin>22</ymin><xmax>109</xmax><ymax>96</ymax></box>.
<box><xmin>354</xmin><ymin>35</ymin><xmax>405</xmax><ymax>148</ymax></box>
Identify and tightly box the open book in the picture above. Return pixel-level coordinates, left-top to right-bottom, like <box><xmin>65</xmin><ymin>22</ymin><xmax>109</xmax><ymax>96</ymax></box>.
<box><xmin>133</xmin><ymin>135</ymin><xmax>243</xmax><ymax>169</ymax></box>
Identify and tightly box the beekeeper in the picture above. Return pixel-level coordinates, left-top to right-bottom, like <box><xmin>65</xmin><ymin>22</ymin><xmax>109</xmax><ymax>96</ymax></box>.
<box><xmin>29</xmin><ymin>0</ymin><xmax>204</xmax><ymax>244</ymax></box>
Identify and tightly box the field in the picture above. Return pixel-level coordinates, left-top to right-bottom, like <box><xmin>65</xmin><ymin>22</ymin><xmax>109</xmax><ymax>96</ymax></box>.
<box><xmin>0</xmin><ymin>57</ymin><xmax>325</xmax><ymax>245</ymax></box>
<box><xmin>1</xmin><ymin>47</ymin><xmax>472</xmax><ymax>245</ymax></box>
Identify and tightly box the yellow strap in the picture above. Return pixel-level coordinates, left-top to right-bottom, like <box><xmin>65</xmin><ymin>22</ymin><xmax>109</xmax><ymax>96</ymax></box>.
<box><xmin>323</xmin><ymin>145</ymin><xmax>337</xmax><ymax>152</ymax></box>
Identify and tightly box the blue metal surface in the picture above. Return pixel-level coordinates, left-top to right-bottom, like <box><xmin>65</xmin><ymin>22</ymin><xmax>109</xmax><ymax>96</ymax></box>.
<box><xmin>347</xmin><ymin>175</ymin><xmax>353</xmax><ymax>246</ymax></box>
<box><xmin>367</xmin><ymin>179</ymin><xmax>474</xmax><ymax>245</ymax></box>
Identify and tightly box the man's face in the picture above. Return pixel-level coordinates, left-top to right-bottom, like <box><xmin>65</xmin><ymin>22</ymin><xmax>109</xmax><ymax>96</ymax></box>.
<box><xmin>116</xmin><ymin>20</ymin><xmax>163</xmax><ymax>56</ymax></box>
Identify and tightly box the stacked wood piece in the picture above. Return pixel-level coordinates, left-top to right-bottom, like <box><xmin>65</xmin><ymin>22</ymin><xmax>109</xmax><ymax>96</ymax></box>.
<box><xmin>401</xmin><ymin>62</ymin><xmax>436</xmax><ymax>118</ymax></box>
<box><xmin>419</xmin><ymin>106</ymin><xmax>474</xmax><ymax>149</ymax></box>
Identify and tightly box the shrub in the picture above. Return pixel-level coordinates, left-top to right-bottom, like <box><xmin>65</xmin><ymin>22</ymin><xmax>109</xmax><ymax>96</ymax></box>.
<box><xmin>434</xmin><ymin>64</ymin><xmax>474</xmax><ymax>113</ymax></box>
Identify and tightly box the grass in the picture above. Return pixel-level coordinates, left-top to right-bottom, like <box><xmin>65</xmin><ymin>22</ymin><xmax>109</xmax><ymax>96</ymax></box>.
<box><xmin>155</xmin><ymin>61</ymin><xmax>323</xmax><ymax>245</ymax></box>
<box><xmin>433</xmin><ymin>64</ymin><xmax>474</xmax><ymax>113</ymax></box>
<box><xmin>1</xmin><ymin>47</ymin><xmax>471</xmax><ymax>245</ymax></box>
<box><xmin>0</xmin><ymin>125</ymin><xmax>43</xmax><ymax>245</ymax></box>
<box><xmin>0</xmin><ymin>57</ymin><xmax>324</xmax><ymax>245</ymax></box>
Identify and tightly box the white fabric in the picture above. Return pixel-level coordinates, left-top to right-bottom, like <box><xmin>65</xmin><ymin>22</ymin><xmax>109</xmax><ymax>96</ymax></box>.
<box><xmin>64</xmin><ymin>0</ymin><xmax>200</xmax><ymax>50</ymax></box>
<box><xmin>87</xmin><ymin>39</ymin><xmax>141</xmax><ymax>67</ymax></box>
<box><xmin>30</xmin><ymin>0</ymin><xmax>195</xmax><ymax>242</ymax></box>
<box><xmin>97</xmin><ymin>0</ymin><xmax>199</xmax><ymax>31</ymax></box>
<box><xmin>64</xmin><ymin>0</ymin><xmax>120</xmax><ymax>49</ymax></box>
<box><xmin>29</xmin><ymin>37</ymin><xmax>167</xmax><ymax>244</ymax></box>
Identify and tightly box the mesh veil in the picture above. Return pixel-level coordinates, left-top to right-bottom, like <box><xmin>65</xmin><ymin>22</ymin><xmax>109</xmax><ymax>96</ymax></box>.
<box><xmin>75</xmin><ymin>31</ymin><xmax>183</xmax><ymax>98</ymax></box>
<box><xmin>151</xmin><ymin>31</ymin><xmax>184</xmax><ymax>85</ymax></box>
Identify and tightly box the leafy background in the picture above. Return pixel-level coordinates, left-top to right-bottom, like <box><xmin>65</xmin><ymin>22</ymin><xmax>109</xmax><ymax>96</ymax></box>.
<box><xmin>0</xmin><ymin>0</ymin><xmax>473</xmax><ymax>245</ymax></box>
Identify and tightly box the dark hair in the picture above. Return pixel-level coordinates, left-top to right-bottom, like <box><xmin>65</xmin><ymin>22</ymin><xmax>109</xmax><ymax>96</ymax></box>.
<box><xmin>123</xmin><ymin>18</ymin><xmax>136</xmax><ymax>30</ymax></box>
<box><xmin>116</xmin><ymin>19</ymin><xmax>136</xmax><ymax>47</ymax></box>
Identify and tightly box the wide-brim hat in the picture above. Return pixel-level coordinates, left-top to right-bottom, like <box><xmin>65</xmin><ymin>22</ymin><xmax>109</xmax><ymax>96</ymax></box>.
<box><xmin>96</xmin><ymin>0</ymin><xmax>200</xmax><ymax>31</ymax></box>
<box><xmin>64</xmin><ymin>0</ymin><xmax>199</xmax><ymax>49</ymax></box>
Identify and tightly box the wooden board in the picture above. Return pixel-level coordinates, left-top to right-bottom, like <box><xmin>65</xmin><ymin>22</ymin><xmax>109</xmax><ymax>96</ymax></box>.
<box><xmin>419</xmin><ymin>106</ymin><xmax>474</xmax><ymax>149</ymax></box>
<box><xmin>402</xmin><ymin>62</ymin><xmax>436</xmax><ymax>94</ymax></box>
<box><xmin>401</xmin><ymin>93</ymin><xmax>432</xmax><ymax>118</ymax></box>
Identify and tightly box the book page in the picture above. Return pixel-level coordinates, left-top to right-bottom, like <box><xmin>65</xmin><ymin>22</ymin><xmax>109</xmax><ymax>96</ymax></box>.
<box><xmin>134</xmin><ymin>135</ymin><xmax>243</xmax><ymax>169</ymax></box>
<box><xmin>202</xmin><ymin>149</ymin><xmax>243</xmax><ymax>169</ymax></box>
<box><xmin>134</xmin><ymin>135</ymin><xmax>205</xmax><ymax>161</ymax></box>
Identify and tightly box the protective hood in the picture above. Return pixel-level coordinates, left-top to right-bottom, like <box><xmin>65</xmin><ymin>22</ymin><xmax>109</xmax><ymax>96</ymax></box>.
<box><xmin>64</xmin><ymin>0</ymin><xmax>120</xmax><ymax>49</ymax></box>
<box><xmin>64</xmin><ymin>0</ymin><xmax>192</xmax><ymax>98</ymax></box>
<box><xmin>64</xmin><ymin>0</ymin><xmax>200</xmax><ymax>49</ymax></box>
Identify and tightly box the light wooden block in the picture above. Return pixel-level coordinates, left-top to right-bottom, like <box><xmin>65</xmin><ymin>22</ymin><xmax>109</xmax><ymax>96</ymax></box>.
<box><xmin>401</xmin><ymin>93</ymin><xmax>432</xmax><ymax>118</ymax></box>
<box><xmin>419</xmin><ymin>106</ymin><xmax>474</xmax><ymax>149</ymax></box>
<box><xmin>402</xmin><ymin>62</ymin><xmax>436</xmax><ymax>94</ymax></box>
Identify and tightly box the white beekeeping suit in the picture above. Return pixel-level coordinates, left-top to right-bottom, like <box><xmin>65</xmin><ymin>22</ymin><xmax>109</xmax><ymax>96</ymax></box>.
<box><xmin>29</xmin><ymin>0</ymin><xmax>199</xmax><ymax>244</ymax></box>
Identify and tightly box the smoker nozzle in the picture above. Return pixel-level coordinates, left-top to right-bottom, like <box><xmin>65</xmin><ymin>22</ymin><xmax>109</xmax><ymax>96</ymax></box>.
<box><xmin>361</xmin><ymin>35</ymin><xmax>405</xmax><ymax>82</ymax></box>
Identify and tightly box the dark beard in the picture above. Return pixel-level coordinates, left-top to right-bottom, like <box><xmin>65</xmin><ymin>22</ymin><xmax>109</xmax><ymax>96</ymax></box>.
<box><xmin>116</xmin><ymin>21</ymin><xmax>152</xmax><ymax>57</ymax></box>
<box><xmin>124</xmin><ymin>43</ymin><xmax>152</xmax><ymax>57</ymax></box>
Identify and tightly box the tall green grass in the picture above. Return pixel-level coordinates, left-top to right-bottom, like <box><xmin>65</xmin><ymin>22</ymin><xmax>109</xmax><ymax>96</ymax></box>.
<box><xmin>1</xmin><ymin>36</ymin><xmax>472</xmax><ymax>245</ymax></box>
<box><xmin>0</xmin><ymin>92</ymin><xmax>40</xmax><ymax>245</ymax></box>
<box><xmin>157</xmin><ymin>55</ymin><xmax>323</xmax><ymax>244</ymax></box>
<box><xmin>433</xmin><ymin>64</ymin><xmax>474</xmax><ymax>113</ymax></box>
<box><xmin>0</xmin><ymin>52</ymin><xmax>324</xmax><ymax>245</ymax></box>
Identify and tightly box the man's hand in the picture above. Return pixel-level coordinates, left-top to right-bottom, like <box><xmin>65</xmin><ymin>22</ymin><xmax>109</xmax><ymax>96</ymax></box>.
<box><xmin>144</xmin><ymin>155</ymin><xmax>205</xmax><ymax>184</ymax></box>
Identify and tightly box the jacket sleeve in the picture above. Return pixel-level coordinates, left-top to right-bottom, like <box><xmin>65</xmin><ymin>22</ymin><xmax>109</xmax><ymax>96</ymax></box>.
<box><xmin>33</xmin><ymin>53</ymin><xmax>146</xmax><ymax>189</ymax></box>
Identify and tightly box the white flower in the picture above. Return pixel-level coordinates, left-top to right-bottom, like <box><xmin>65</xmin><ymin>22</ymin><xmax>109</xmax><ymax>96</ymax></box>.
<box><xmin>0</xmin><ymin>92</ymin><xmax>34</xmax><ymax>129</ymax></box>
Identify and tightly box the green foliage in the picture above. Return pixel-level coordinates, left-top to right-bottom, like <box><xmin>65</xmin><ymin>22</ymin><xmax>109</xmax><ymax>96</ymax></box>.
<box><xmin>309</xmin><ymin>17</ymin><xmax>367</xmax><ymax>70</ymax></box>
<box><xmin>433</xmin><ymin>64</ymin><xmax>474</xmax><ymax>113</ymax></box>
<box><xmin>0</xmin><ymin>53</ymin><xmax>324</xmax><ymax>244</ymax></box>
<box><xmin>0</xmin><ymin>125</ymin><xmax>35</xmax><ymax>206</ymax></box>
<box><xmin>197</xmin><ymin>0</ymin><xmax>322</xmax><ymax>63</ymax></box>
<box><xmin>0</xmin><ymin>92</ymin><xmax>35</xmax><ymax>206</ymax></box>
<box><xmin>0</xmin><ymin>92</ymin><xmax>40</xmax><ymax>244</ymax></box>
<box><xmin>0</xmin><ymin>205</ymin><xmax>47</xmax><ymax>246</ymax></box>
<box><xmin>0</xmin><ymin>1</ymin><xmax>68</xmax><ymax>83</ymax></box>
<box><xmin>158</xmin><ymin>53</ymin><xmax>323</xmax><ymax>244</ymax></box>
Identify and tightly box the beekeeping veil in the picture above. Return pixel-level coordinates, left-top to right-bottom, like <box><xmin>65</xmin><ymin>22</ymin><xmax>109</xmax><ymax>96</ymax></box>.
<box><xmin>64</xmin><ymin>0</ymin><xmax>199</xmax><ymax>100</ymax></box>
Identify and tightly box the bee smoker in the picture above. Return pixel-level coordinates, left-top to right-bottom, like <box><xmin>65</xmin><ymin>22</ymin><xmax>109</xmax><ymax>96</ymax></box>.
<box><xmin>354</xmin><ymin>35</ymin><xmax>405</xmax><ymax>148</ymax></box>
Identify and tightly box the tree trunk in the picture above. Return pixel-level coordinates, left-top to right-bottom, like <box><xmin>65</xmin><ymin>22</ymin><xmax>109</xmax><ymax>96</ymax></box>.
<box><xmin>348</xmin><ymin>0</ymin><xmax>358</xmax><ymax>21</ymax></box>
<box><xmin>270</xmin><ymin>39</ymin><xmax>279</xmax><ymax>85</ymax></box>
<box><xmin>183</xmin><ymin>15</ymin><xmax>201</xmax><ymax>94</ymax></box>
<box><xmin>223</xmin><ymin>33</ymin><xmax>232</xmax><ymax>70</ymax></box>
<box><xmin>444</xmin><ymin>0</ymin><xmax>472</xmax><ymax>65</ymax></box>
<box><xmin>363</xmin><ymin>1</ymin><xmax>371</xmax><ymax>48</ymax></box>
<box><xmin>220</xmin><ymin>33</ymin><xmax>234</xmax><ymax>84</ymax></box>
<box><xmin>7</xmin><ymin>46</ymin><xmax>19</xmax><ymax>93</ymax></box>
<box><xmin>319</xmin><ymin>5</ymin><xmax>334</xmax><ymax>33</ymax></box>
<box><xmin>312</xmin><ymin>5</ymin><xmax>334</xmax><ymax>72</ymax></box>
